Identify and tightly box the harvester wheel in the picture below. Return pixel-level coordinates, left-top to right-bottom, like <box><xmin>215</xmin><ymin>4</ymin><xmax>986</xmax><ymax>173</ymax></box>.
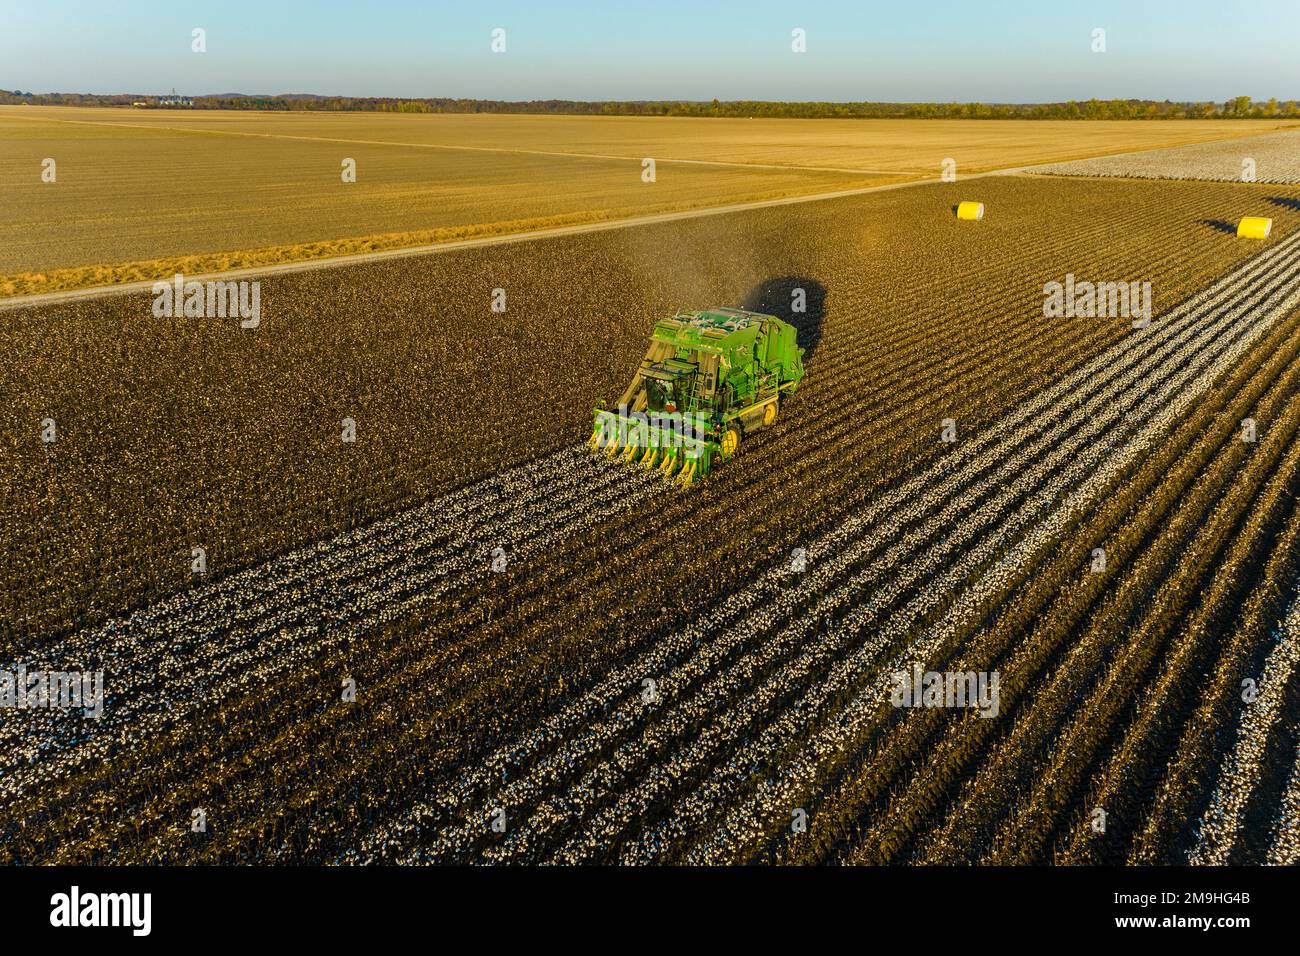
<box><xmin>762</xmin><ymin>401</ymin><xmax>779</xmax><ymax>427</ymax></box>
<box><xmin>720</xmin><ymin>426</ymin><xmax>741</xmax><ymax>458</ymax></box>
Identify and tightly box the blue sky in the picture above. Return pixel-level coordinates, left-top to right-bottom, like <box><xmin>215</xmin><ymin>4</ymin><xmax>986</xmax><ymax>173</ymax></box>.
<box><xmin>2</xmin><ymin>0</ymin><xmax>1298</xmax><ymax>102</ymax></box>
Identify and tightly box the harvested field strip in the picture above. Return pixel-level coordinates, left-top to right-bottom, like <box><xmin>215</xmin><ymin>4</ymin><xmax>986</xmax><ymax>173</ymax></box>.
<box><xmin>3</xmin><ymin>110</ymin><xmax>902</xmax><ymax>176</ymax></box>
<box><xmin>10</xmin><ymin>208</ymin><xmax>1300</xmax><ymax>858</ymax></box>
<box><xmin>0</xmin><ymin>183</ymin><xmax>1189</xmax><ymax>655</ymax></box>
<box><xmin>0</xmin><ymin>205</ymin><xmax>819</xmax><ymax>300</ymax></box>
<box><xmin>2</xmin><ymin>181</ymin><xmax>919</xmax><ymax>300</ymax></box>
<box><xmin>0</xmin><ymin>109</ymin><xmax>882</xmax><ymax>283</ymax></box>
<box><xmin>17</xmin><ymin>109</ymin><xmax>1296</xmax><ymax>176</ymax></box>
<box><xmin>6</xmin><ymin>178</ymin><xmax>1300</xmax><ymax>863</ymax></box>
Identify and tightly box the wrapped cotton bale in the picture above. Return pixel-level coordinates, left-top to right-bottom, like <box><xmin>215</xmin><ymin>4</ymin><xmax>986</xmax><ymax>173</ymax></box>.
<box><xmin>1237</xmin><ymin>216</ymin><xmax>1273</xmax><ymax>239</ymax></box>
<box><xmin>956</xmin><ymin>201</ymin><xmax>985</xmax><ymax>221</ymax></box>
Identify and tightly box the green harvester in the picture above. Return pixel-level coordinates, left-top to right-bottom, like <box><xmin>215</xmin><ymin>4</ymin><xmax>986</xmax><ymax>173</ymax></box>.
<box><xmin>590</xmin><ymin>307</ymin><xmax>805</xmax><ymax>484</ymax></box>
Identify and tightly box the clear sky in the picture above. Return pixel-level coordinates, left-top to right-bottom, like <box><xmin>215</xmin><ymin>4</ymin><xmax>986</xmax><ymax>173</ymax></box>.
<box><xmin>2</xmin><ymin>0</ymin><xmax>1298</xmax><ymax>102</ymax></box>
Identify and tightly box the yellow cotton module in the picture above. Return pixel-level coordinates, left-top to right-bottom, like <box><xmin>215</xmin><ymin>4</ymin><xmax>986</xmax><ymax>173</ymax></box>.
<box><xmin>956</xmin><ymin>201</ymin><xmax>985</xmax><ymax>221</ymax></box>
<box><xmin>1237</xmin><ymin>216</ymin><xmax>1273</xmax><ymax>239</ymax></box>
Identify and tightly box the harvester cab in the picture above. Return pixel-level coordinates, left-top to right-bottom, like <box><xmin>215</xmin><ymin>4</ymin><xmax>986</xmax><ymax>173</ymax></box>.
<box><xmin>590</xmin><ymin>307</ymin><xmax>805</xmax><ymax>485</ymax></box>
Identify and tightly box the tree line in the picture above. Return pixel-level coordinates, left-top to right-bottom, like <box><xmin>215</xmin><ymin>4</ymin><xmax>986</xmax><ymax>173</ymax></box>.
<box><xmin>2</xmin><ymin>90</ymin><xmax>1298</xmax><ymax>119</ymax></box>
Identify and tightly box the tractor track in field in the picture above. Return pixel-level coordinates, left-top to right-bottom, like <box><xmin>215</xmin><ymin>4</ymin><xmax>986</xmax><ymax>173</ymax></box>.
<box><xmin>341</xmin><ymin>226</ymin><xmax>1300</xmax><ymax>863</ymax></box>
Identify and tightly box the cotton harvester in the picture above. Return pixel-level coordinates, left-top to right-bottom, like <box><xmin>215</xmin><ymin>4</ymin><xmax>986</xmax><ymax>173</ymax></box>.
<box><xmin>589</xmin><ymin>307</ymin><xmax>805</xmax><ymax>484</ymax></box>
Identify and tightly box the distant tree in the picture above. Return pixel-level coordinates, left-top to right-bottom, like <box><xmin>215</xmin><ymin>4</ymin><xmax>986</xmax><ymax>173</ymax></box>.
<box><xmin>1227</xmin><ymin>95</ymin><xmax>1252</xmax><ymax>116</ymax></box>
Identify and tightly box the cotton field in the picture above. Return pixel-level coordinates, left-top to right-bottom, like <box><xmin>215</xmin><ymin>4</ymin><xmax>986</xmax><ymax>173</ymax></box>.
<box><xmin>5</xmin><ymin>173</ymin><xmax>1300</xmax><ymax>865</ymax></box>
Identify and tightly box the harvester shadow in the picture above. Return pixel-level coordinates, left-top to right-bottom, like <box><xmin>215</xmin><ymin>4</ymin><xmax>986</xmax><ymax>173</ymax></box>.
<box><xmin>1201</xmin><ymin>219</ymin><xmax>1238</xmax><ymax>235</ymax></box>
<box><xmin>1268</xmin><ymin>196</ymin><xmax>1300</xmax><ymax>212</ymax></box>
<box><xmin>740</xmin><ymin>276</ymin><xmax>827</xmax><ymax>364</ymax></box>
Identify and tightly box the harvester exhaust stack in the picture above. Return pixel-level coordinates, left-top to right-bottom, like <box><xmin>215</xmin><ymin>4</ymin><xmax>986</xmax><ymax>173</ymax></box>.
<box><xmin>590</xmin><ymin>307</ymin><xmax>805</xmax><ymax>485</ymax></box>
